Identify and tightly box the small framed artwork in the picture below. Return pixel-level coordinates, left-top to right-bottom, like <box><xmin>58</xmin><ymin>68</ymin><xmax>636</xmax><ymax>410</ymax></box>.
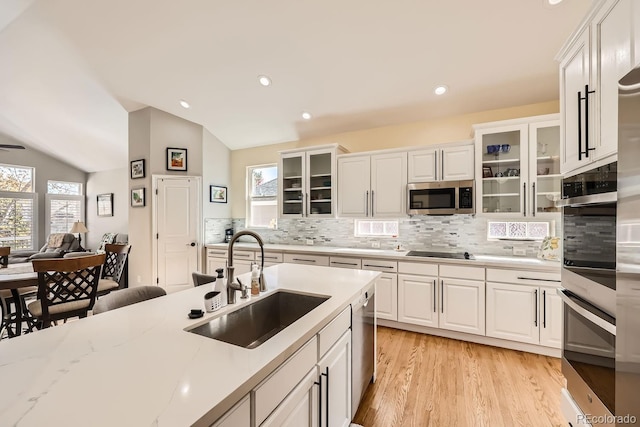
<box><xmin>167</xmin><ymin>147</ymin><xmax>187</xmax><ymax>171</ymax></box>
<box><xmin>97</xmin><ymin>193</ymin><xmax>114</xmax><ymax>217</ymax></box>
<box><xmin>210</xmin><ymin>185</ymin><xmax>227</xmax><ymax>203</ymax></box>
<box><xmin>130</xmin><ymin>159</ymin><xmax>145</xmax><ymax>179</ymax></box>
<box><xmin>482</xmin><ymin>166</ymin><xmax>493</xmax><ymax>178</ymax></box>
<box><xmin>131</xmin><ymin>188</ymin><xmax>145</xmax><ymax>207</ymax></box>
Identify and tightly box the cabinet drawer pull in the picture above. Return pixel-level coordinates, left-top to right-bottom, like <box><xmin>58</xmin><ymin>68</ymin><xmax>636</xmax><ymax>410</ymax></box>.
<box><xmin>235</xmin><ymin>253</ymin><xmax>252</xmax><ymax>258</ymax></box>
<box><xmin>331</xmin><ymin>261</ymin><xmax>358</xmax><ymax>266</ymax></box>
<box><xmin>516</xmin><ymin>276</ymin><xmax>561</xmax><ymax>283</ymax></box>
<box><xmin>293</xmin><ymin>258</ymin><xmax>316</xmax><ymax>263</ymax></box>
<box><xmin>363</xmin><ymin>264</ymin><xmax>394</xmax><ymax>269</ymax></box>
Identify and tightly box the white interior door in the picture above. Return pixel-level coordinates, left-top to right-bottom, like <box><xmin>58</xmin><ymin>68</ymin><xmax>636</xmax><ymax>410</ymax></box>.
<box><xmin>156</xmin><ymin>177</ymin><xmax>199</xmax><ymax>293</ymax></box>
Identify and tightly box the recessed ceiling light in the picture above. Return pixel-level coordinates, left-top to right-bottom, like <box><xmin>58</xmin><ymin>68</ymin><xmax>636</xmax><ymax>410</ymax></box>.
<box><xmin>179</xmin><ymin>100</ymin><xmax>190</xmax><ymax>109</ymax></box>
<box><xmin>258</xmin><ymin>75</ymin><xmax>271</xmax><ymax>86</ymax></box>
<box><xmin>434</xmin><ymin>85</ymin><xmax>448</xmax><ymax>95</ymax></box>
<box><xmin>301</xmin><ymin>111</ymin><xmax>312</xmax><ymax>120</ymax></box>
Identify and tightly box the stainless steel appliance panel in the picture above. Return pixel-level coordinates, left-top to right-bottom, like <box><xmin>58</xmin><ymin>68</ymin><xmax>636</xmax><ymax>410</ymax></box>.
<box><xmin>351</xmin><ymin>283</ymin><xmax>375</xmax><ymax>418</ymax></box>
<box><xmin>616</xmin><ymin>64</ymin><xmax>640</xmax><ymax>425</ymax></box>
<box><xmin>407</xmin><ymin>180</ymin><xmax>474</xmax><ymax>215</ymax></box>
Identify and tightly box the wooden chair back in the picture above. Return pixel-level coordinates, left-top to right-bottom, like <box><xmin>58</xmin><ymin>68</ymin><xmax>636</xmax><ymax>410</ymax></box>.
<box><xmin>102</xmin><ymin>244</ymin><xmax>131</xmax><ymax>284</ymax></box>
<box><xmin>32</xmin><ymin>254</ymin><xmax>105</xmax><ymax>327</ymax></box>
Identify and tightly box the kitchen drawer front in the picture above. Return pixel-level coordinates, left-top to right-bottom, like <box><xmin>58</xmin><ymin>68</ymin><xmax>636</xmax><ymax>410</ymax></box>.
<box><xmin>257</xmin><ymin>251</ymin><xmax>283</xmax><ymax>263</ymax></box>
<box><xmin>398</xmin><ymin>261</ymin><xmax>438</xmax><ymax>276</ymax></box>
<box><xmin>206</xmin><ymin>248</ymin><xmax>228</xmax><ymax>258</ymax></box>
<box><xmin>318</xmin><ymin>306</ymin><xmax>351</xmax><ymax>359</ymax></box>
<box><xmin>253</xmin><ymin>335</ymin><xmax>318</xmax><ymax>426</ymax></box>
<box><xmin>284</xmin><ymin>253</ymin><xmax>330</xmax><ymax>266</ymax></box>
<box><xmin>210</xmin><ymin>394</ymin><xmax>250</xmax><ymax>427</ymax></box>
<box><xmin>329</xmin><ymin>256</ymin><xmax>362</xmax><ymax>269</ymax></box>
<box><xmin>439</xmin><ymin>264</ymin><xmax>484</xmax><ymax>281</ymax></box>
<box><xmin>231</xmin><ymin>250</ymin><xmax>255</xmax><ymax>261</ymax></box>
<box><xmin>486</xmin><ymin>268</ymin><xmax>560</xmax><ymax>285</ymax></box>
<box><xmin>361</xmin><ymin>258</ymin><xmax>398</xmax><ymax>273</ymax></box>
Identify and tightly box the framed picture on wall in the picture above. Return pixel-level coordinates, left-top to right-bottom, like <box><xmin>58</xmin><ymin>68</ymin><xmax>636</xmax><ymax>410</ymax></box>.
<box><xmin>210</xmin><ymin>185</ymin><xmax>227</xmax><ymax>203</ymax></box>
<box><xmin>131</xmin><ymin>188</ymin><xmax>145</xmax><ymax>207</ymax></box>
<box><xmin>97</xmin><ymin>193</ymin><xmax>114</xmax><ymax>217</ymax></box>
<box><xmin>166</xmin><ymin>147</ymin><xmax>187</xmax><ymax>171</ymax></box>
<box><xmin>130</xmin><ymin>159</ymin><xmax>145</xmax><ymax>179</ymax></box>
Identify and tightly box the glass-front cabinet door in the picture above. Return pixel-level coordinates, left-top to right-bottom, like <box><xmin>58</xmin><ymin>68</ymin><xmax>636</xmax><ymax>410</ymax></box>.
<box><xmin>280</xmin><ymin>152</ymin><xmax>305</xmax><ymax>216</ymax></box>
<box><xmin>306</xmin><ymin>149</ymin><xmax>333</xmax><ymax>216</ymax></box>
<box><xmin>476</xmin><ymin>124</ymin><xmax>528</xmax><ymax>215</ymax></box>
<box><xmin>529</xmin><ymin>120</ymin><xmax>561</xmax><ymax>216</ymax></box>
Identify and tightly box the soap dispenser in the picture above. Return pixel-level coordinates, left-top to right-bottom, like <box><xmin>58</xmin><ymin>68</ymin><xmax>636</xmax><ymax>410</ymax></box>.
<box><xmin>251</xmin><ymin>263</ymin><xmax>260</xmax><ymax>296</ymax></box>
<box><xmin>215</xmin><ymin>268</ymin><xmax>227</xmax><ymax>306</ymax></box>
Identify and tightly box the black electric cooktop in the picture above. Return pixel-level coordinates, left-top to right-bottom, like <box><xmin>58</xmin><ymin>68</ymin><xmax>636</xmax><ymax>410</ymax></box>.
<box><xmin>406</xmin><ymin>251</ymin><xmax>474</xmax><ymax>260</ymax></box>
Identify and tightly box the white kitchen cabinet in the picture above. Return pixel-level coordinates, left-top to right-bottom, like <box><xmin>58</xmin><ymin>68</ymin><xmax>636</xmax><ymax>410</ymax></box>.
<box><xmin>558</xmin><ymin>0</ymin><xmax>632</xmax><ymax>175</ymax></box>
<box><xmin>260</xmin><ymin>367</ymin><xmax>318</xmax><ymax>427</ymax></box>
<box><xmin>257</xmin><ymin>251</ymin><xmax>283</xmax><ymax>268</ymax></box>
<box><xmin>362</xmin><ymin>258</ymin><xmax>398</xmax><ymax>321</ymax></box>
<box><xmin>283</xmin><ymin>253</ymin><xmax>330</xmax><ymax>266</ymax></box>
<box><xmin>318</xmin><ymin>330</ymin><xmax>352</xmax><ymax>427</ymax></box>
<box><xmin>206</xmin><ymin>248</ymin><xmax>254</xmax><ymax>275</ymax></box>
<box><xmin>211</xmin><ymin>394</ymin><xmax>250</xmax><ymax>427</ymax></box>
<box><xmin>407</xmin><ymin>142</ymin><xmax>474</xmax><ymax>182</ymax></box>
<box><xmin>279</xmin><ymin>144</ymin><xmax>346</xmax><ymax>218</ymax></box>
<box><xmin>474</xmin><ymin>114</ymin><xmax>560</xmax><ymax>217</ymax></box>
<box><xmin>485</xmin><ymin>268</ymin><xmax>562</xmax><ymax>348</ymax></box>
<box><xmin>398</xmin><ymin>273</ymin><xmax>438</xmax><ymax>328</ymax></box>
<box><xmin>337</xmin><ymin>151</ymin><xmax>407</xmax><ymax>218</ymax></box>
<box><xmin>329</xmin><ymin>257</ymin><xmax>362</xmax><ymax>269</ymax></box>
<box><xmin>439</xmin><ymin>277</ymin><xmax>485</xmax><ymax>336</ymax></box>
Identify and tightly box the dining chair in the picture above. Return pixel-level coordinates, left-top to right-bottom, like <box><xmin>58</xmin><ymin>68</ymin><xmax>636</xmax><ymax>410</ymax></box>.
<box><xmin>97</xmin><ymin>244</ymin><xmax>131</xmax><ymax>297</ymax></box>
<box><xmin>192</xmin><ymin>271</ymin><xmax>217</xmax><ymax>287</ymax></box>
<box><xmin>0</xmin><ymin>246</ymin><xmax>9</xmax><ymax>268</ymax></box>
<box><xmin>0</xmin><ymin>286</ymin><xmax>38</xmax><ymax>338</ymax></box>
<box><xmin>28</xmin><ymin>254</ymin><xmax>105</xmax><ymax>329</ymax></box>
<box><xmin>92</xmin><ymin>286</ymin><xmax>166</xmax><ymax>315</ymax></box>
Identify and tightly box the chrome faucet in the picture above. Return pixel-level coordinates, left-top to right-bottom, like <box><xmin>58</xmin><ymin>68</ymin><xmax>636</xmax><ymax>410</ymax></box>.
<box><xmin>226</xmin><ymin>230</ymin><xmax>266</xmax><ymax>304</ymax></box>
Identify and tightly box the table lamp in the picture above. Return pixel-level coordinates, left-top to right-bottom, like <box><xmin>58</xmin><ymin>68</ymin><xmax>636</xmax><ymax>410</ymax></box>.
<box><xmin>70</xmin><ymin>221</ymin><xmax>88</xmax><ymax>251</ymax></box>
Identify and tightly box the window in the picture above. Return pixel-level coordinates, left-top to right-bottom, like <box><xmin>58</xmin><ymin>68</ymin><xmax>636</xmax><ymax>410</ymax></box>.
<box><xmin>247</xmin><ymin>164</ymin><xmax>278</xmax><ymax>228</ymax></box>
<box><xmin>355</xmin><ymin>220</ymin><xmax>399</xmax><ymax>237</ymax></box>
<box><xmin>0</xmin><ymin>164</ymin><xmax>37</xmax><ymax>250</ymax></box>
<box><xmin>487</xmin><ymin>221</ymin><xmax>550</xmax><ymax>240</ymax></box>
<box><xmin>46</xmin><ymin>180</ymin><xmax>84</xmax><ymax>236</ymax></box>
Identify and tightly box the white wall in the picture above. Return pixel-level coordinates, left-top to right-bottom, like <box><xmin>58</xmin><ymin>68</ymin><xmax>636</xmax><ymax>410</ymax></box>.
<box><xmin>86</xmin><ymin>168</ymin><xmax>128</xmax><ymax>250</ymax></box>
<box><xmin>0</xmin><ymin>133</ymin><xmax>86</xmax><ymax>248</ymax></box>
<box><xmin>202</xmin><ymin>127</ymin><xmax>231</xmax><ymax>219</ymax></box>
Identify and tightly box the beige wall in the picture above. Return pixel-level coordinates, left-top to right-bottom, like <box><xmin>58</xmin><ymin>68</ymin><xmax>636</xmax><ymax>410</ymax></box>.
<box><xmin>229</xmin><ymin>100</ymin><xmax>559</xmax><ymax>217</ymax></box>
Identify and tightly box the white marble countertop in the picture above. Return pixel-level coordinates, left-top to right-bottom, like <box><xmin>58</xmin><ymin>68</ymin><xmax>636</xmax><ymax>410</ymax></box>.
<box><xmin>0</xmin><ymin>264</ymin><xmax>381</xmax><ymax>427</ymax></box>
<box><xmin>205</xmin><ymin>242</ymin><xmax>561</xmax><ymax>272</ymax></box>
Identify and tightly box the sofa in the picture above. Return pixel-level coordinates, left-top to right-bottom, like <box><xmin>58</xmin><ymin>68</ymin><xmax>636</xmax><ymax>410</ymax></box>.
<box><xmin>8</xmin><ymin>233</ymin><xmax>80</xmax><ymax>264</ymax></box>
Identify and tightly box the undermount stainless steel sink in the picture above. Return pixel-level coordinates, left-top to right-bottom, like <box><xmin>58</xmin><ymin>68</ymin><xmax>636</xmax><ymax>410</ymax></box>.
<box><xmin>188</xmin><ymin>291</ymin><xmax>330</xmax><ymax>349</ymax></box>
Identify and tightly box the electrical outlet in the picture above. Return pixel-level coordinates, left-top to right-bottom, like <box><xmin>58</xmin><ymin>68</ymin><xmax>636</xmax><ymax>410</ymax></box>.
<box><xmin>371</xmin><ymin>241</ymin><xmax>381</xmax><ymax>249</ymax></box>
<box><xmin>513</xmin><ymin>247</ymin><xmax>526</xmax><ymax>256</ymax></box>
<box><xmin>306</xmin><ymin>239</ymin><xmax>314</xmax><ymax>246</ymax></box>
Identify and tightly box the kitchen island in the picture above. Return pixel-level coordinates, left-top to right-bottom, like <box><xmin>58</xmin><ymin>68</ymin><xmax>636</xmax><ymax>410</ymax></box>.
<box><xmin>0</xmin><ymin>263</ymin><xmax>380</xmax><ymax>426</ymax></box>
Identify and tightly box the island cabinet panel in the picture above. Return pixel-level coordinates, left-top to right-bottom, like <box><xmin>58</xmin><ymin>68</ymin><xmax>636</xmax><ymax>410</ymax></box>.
<box><xmin>318</xmin><ymin>306</ymin><xmax>351</xmax><ymax>359</ymax></box>
<box><xmin>253</xmin><ymin>336</ymin><xmax>318</xmax><ymax>426</ymax></box>
<box><xmin>318</xmin><ymin>330</ymin><xmax>352</xmax><ymax>427</ymax></box>
<box><xmin>260</xmin><ymin>367</ymin><xmax>319</xmax><ymax>427</ymax></box>
<box><xmin>210</xmin><ymin>394</ymin><xmax>250</xmax><ymax>427</ymax></box>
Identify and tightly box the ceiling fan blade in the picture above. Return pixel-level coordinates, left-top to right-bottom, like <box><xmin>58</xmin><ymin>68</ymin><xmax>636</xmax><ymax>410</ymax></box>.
<box><xmin>0</xmin><ymin>144</ymin><xmax>26</xmax><ymax>149</ymax></box>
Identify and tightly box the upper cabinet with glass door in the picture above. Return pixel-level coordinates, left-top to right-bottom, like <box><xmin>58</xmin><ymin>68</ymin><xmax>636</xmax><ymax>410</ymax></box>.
<box><xmin>474</xmin><ymin>114</ymin><xmax>560</xmax><ymax>217</ymax></box>
<box><xmin>278</xmin><ymin>144</ymin><xmax>347</xmax><ymax>218</ymax></box>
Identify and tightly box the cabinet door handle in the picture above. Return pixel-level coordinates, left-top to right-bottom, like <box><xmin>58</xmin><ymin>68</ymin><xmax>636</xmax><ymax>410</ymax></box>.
<box><xmin>365</xmin><ymin>191</ymin><xmax>369</xmax><ymax>217</ymax></box>
<box><xmin>584</xmin><ymin>84</ymin><xmax>596</xmax><ymax>158</ymax></box>
<box><xmin>577</xmin><ymin>89</ymin><xmax>583</xmax><ymax>161</ymax></box>
<box><xmin>433</xmin><ymin>279</ymin><xmax>436</xmax><ymax>313</ymax></box>
<box><xmin>321</xmin><ymin>367</ymin><xmax>329</xmax><ymax>425</ymax></box>
<box><xmin>314</xmin><ymin>377</ymin><xmax>322</xmax><ymax>427</ymax></box>
<box><xmin>532</xmin><ymin>182</ymin><xmax>536</xmax><ymax>217</ymax></box>
<box><xmin>543</xmin><ymin>290</ymin><xmax>547</xmax><ymax>328</ymax></box>
<box><xmin>441</xmin><ymin>149</ymin><xmax>445</xmax><ymax>180</ymax></box>
<box><xmin>305</xmin><ymin>192</ymin><xmax>309</xmax><ymax>216</ymax></box>
<box><xmin>523</xmin><ymin>183</ymin><xmax>527</xmax><ymax>217</ymax></box>
<box><xmin>371</xmin><ymin>190</ymin><xmax>375</xmax><ymax>217</ymax></box>
<box><xmin>434</xmin><ymin>150</ymin><xmax>438</xmax><ymax>180</ymax></box>
<box><xmin>534</xmin><ymin>289</ymin><xmax>538</xmax><ymax>327</ymax></box>
<box><xmin>441</xmin><ymin>280</ymin><xmax>444</xmax><ymax>314</ymax></box>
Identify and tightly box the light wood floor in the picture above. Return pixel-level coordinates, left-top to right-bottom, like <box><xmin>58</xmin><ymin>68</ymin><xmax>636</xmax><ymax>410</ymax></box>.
<box><xmin>353</xmin><ymin>327</ymin><xmax>565</xmax><ymax>427</ymax></box>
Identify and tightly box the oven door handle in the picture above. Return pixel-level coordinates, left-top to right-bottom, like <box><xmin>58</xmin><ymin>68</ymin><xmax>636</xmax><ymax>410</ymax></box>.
<box><xmin>557</xmin><ymin>289</ymin><xmax>616</xmax><ymax>336</ymax></box>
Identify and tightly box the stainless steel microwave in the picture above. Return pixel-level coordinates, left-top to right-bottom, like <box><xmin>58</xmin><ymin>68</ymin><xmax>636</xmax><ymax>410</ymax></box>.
<box><xmin>407</xmin><ymin>180</ymin><xmax>474</xmax><ymax>215</ymax></box>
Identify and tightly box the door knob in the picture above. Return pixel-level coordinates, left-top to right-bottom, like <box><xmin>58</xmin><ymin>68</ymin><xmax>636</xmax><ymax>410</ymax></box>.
<box><xmin>189</xmin><ymin>242</ymin><xmax>196</xmax><ymax>247</ymax></box>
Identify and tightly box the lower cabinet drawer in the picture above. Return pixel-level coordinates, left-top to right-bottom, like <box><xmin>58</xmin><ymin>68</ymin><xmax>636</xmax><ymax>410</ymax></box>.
<box><xmin>260</xmin><ymin>367</ymin><xmax>318</xmax><ymax>427</ymax></box>
<box><xmin>439</xmin><ymin>264</ymin><xmax>484</xmax><ymax>281</ymax></box>
<box><xmin>210</xmin><ymin>394</ymin><xmax>250</xmax><ymax>427</ymax></box>
<box><xmin>486</xmin><ymin>268</ymin><xmax>561</xmax><ymax>285</ymax></box>
<box><xmin>329</xmin><ymin>257</ymin><xmax>362</xmax><ymax>269</ymax></box>
<box><xmin>253</xmin><ymin>336</ymin><xmax>318</xmax><ymax>426</ymax></box>
<box><xmin>361</xmin><ymin>258</ymin><xmax>398</xmax><ymax>273</ymax></box>
<box><xmin>284</xmin><ymin>253</ymin><xmax>330</xmax><ymax>266</ymax></box>
<box><xmin>317</xmin><ymin>306</ymin><xmax>351</xmax><ymax>359</ymax></box>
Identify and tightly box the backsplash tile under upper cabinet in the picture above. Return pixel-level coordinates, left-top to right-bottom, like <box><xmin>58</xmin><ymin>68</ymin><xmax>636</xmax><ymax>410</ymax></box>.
<box><xmin>204</xmin><ymin>215</ymin><xmax>561</xmax><ymax>258</ymax></box>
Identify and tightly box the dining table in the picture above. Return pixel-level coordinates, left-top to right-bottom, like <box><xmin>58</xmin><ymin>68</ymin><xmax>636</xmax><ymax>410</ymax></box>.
<box><xmin>0</xmin><ymin>263</ymin><xmax>38</xmax><ymax>337</ymax></box>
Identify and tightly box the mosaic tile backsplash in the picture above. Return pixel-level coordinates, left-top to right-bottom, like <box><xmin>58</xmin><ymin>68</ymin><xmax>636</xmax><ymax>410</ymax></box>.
<box><xmin>205</xmin><ymin>215</ymin><xmax>562</xmax><ymax>258</ymax></box>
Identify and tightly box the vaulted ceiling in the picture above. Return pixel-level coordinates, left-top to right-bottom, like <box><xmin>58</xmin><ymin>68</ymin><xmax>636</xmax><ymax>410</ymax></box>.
<box><xmin>0</xmin><ymin>0</ymin><xmax>591</xmax><ymax>172</ymax></box>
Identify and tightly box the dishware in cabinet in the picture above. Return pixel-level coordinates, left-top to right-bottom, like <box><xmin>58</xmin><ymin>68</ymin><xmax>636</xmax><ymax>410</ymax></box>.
<box><xmin>279</xmin><ymin>144</ymin><xmax>346</xmax><ymax>218</ymax></box>
<box><xmin>474</xmin><ymin>114</ymin><xmax>560</xmax><ymax>217</ymax></box>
